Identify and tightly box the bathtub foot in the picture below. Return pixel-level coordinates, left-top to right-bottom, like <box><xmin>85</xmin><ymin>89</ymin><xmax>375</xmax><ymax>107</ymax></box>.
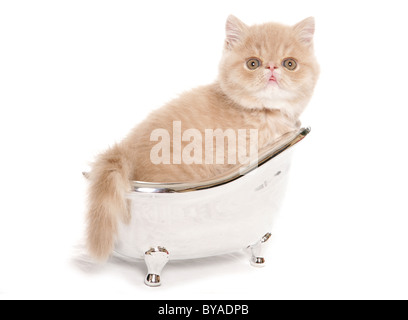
<box><xmin>249</xmin><ymin>233</ymin><xmax>272</xmax><ymax>268</ymax></box>
<box><xmin>144</xmin><ymin>247</ymin><xmax>169</xmax><ymax>287</ymax></box>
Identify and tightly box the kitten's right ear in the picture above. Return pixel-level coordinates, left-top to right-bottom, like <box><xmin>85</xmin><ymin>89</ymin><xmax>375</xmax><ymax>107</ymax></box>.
<box><xmin>225</xmin><ymin>15</ymin><xmax>248</xmax><ymax>49</ymax></box>
<box><xmin>293</xmin><ymin>17</ymin><xmax>315</xmax><ymax>46</ymax></box>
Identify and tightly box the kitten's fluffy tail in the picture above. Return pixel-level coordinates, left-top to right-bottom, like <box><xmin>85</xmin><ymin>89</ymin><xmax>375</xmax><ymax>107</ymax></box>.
<box><xmin>86</xmin><ymin>145</ymin><xmax>132</xmax><ymax>261</ymax></box>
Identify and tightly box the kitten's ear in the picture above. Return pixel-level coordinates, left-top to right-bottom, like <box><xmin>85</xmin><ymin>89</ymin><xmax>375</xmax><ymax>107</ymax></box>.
<box><xmin>293</xmin><ymin>17</ymin><xmax>315</xmax><ymax>46</ymax></box>
<box><xmin>225</xmin><ymin>15</ymin><xmax>248</xmax><ymax>49</ymax></box>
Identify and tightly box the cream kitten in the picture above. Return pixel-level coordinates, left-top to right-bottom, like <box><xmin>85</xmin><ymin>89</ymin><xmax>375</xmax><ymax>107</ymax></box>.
<box><xmin>86</xmin><ymin>15</ymin><xmax>319</xmax><ymax>260</ymax></box>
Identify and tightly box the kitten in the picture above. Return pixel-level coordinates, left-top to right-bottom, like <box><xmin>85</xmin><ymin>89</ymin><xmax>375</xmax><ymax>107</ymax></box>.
<box><xmin>86</xmin><ymin>15</ymin><xmax>319</xmax><ymax>260</ymax></box>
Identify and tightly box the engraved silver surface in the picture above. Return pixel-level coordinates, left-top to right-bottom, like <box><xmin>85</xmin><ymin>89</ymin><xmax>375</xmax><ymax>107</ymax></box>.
<box><xmin>114</xmin><ymin>128</ymin><xmax>310</xmax><ymax>262</ymax></box>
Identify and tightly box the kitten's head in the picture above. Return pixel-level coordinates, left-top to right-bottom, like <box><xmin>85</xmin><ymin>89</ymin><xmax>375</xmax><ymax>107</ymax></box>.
<box><xmin>218</xmin><ymin>16</ymin><xmax>319</xmax><ymax>119</ymax></box>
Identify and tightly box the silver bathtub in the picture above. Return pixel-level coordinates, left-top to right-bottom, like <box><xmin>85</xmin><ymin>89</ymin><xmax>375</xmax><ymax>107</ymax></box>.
<box><xmin>111</xmin><ymin>127</ymin><xmax>310</xmax><ymax>286</ymax></box>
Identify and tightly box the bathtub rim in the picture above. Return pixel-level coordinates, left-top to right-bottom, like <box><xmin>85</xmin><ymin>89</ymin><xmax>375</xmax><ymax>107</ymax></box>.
<box><xmin>131</xmin><ymin>127</ymin><xmax>310</xmax><ymax>194</ymax></box>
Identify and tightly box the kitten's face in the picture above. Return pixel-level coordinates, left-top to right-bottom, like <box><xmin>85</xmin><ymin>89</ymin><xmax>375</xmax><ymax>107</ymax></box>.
<box><xmin>218</xmin><ymin>16</ymin><xmax>319</xmax><ymax>119</ymax></box>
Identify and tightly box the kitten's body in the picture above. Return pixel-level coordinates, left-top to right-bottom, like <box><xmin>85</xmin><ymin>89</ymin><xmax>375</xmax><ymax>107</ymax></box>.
<box><xmin>87</xmin><ymin>16</ymin><xmax>319</xmax><ymax>260</ymax></box>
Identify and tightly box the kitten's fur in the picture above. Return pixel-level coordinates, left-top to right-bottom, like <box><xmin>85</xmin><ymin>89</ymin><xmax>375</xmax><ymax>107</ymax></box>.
<box><xmin>87</xmin><ymin>16</ymin><xmax>319</xmax><ymax>260</ymax></box>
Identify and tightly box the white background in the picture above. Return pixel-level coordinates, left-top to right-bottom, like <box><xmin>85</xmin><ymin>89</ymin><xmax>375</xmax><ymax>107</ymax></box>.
<box><xmin>1</xmin><ymin>0</ymin><xmax>407</xmax><ymax>300</ymax></box>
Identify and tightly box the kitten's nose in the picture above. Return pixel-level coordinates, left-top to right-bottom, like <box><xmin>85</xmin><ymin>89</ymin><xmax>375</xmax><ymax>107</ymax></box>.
<box><xmin>268</xmin><ymin>64</ymin><xmax>278</xmax><ymax>70</ymax></box>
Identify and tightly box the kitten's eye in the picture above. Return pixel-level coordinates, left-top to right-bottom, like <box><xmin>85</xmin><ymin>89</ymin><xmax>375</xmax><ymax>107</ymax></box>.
<box><xmin>246</xmin><ymin>58</ymin><xmax>261</xmax><ymax>70</ymax></box>
<box><xmin>282</xmin><ymin>58</ymin><xmax>297</xmax><ymax>71</ymax></box>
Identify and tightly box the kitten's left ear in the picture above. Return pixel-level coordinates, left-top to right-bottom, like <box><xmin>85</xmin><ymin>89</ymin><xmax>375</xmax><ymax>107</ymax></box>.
<box><xmin>293</xmin><ymin>17</ymin><xmax>315</xmax><ymax>46</ymax></box>
<box><xmin>225</xmin><ymin>15</ymin><xmax>248</xmax><ymax>49</ymax></box>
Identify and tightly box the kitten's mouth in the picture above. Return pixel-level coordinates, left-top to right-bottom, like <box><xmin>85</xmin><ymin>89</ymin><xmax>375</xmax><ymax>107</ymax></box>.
<box><xmin>268</xmin><ymin>75</ymin><xmax>279</xmax><ymax>87</ymax></box>
<box><xmin>269</xmin><ymin>75</ymin><xmax>277</xmax><ymax>82</ymax></box>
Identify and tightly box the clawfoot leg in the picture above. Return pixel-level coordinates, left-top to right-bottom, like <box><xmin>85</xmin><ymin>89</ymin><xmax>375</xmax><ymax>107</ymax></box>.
<box><xmin>249</xmin><ymin>233</ymin><xmax>272</xmax><ymax>267</ymax></box>
<box><xmin>144</xmin><ymin>247</ymin><xmax>169</xmax><ymax>287</ymax></box>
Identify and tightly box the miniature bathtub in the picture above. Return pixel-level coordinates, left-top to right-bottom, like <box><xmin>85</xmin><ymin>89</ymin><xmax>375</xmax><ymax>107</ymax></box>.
<box><xmin>111</xmin><ymin>127</ymin><xmax>310</xmax><ymax>286</ymax></box>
